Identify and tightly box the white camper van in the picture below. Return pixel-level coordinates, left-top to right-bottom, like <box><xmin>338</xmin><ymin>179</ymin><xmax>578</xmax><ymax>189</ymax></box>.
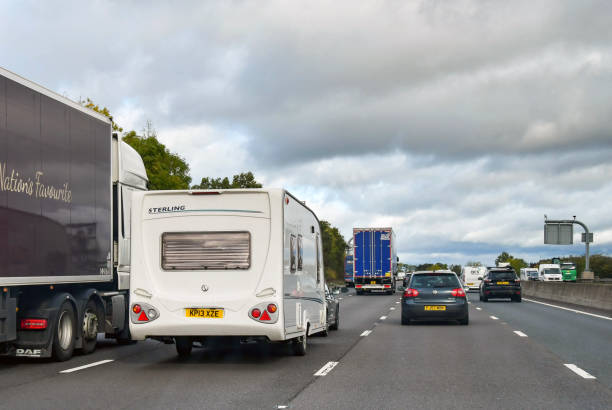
<box><xmin>129</xmin><ymin>189</ymin><xmax>327</xmax><ymax>357</ymax></box>
<box><xmin>520</xmin><ymin>268</ymin><xmax>539</xmax><ymax>281</ymax></box>
<box><xmin>461</xmin><ymin>266</ymin><xmax>485</xmax><ymax>291</ymax></box>
<box><xmin>538</xmin><ymin>264</ymin><xmax>563</xmax><ymax>281</ymax></box>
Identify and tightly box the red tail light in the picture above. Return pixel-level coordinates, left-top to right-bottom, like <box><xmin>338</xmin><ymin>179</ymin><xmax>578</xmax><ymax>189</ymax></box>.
<box><xmin>251</xmin><ymin>308</ymin><xmax>261</xmax><ymax>318</ymax></box>
<box><xmin>403</xmin><ymin>288</ymin><xmax>419</xmax><ymax>298</ymax></box>
<box><xmin>484</xmin><ymin>279</ymin><xmax>491</xmax><ymax>284</ymax></box>
<box><xmin>384</xmin><ymin>284</ymin><xmax>391</xmax><ymax>288</ymax></box>
<box><xmin>20</xmin><ymin>319</ymin><xmax>47</xmax><ymax>330</ymax></box>
<box><xmin>132</xmin><ymin>304</ymin><xmax>142</xmax><ymax>314</ymax></box>
<box><xmin>451</xmin><ymin>288</ymin><xmax>466</xmax><ymax>297</ymax></box>
<box><xmin>260</xmin><ymin>310</ymin><xmax>271</xmax><ymax>321</ymax></box>
<box><xmin>267</xmin><ymin>304</ymin><xmax>277</xmax><ymax>313</ymax></box>
<box><xmin>138</xmin><ymin>311</ymin><xmax>149</xmax><ymax>322</ymax></box>
<box><xmin>355</xmin><ymin>285</ymin><xmax>362</xmax><ymax>288</ymax></box>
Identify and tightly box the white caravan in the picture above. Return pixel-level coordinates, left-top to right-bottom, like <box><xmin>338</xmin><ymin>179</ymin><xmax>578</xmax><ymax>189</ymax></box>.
<box><xmin>129</xmin><ymin>188</ymin><xmax>327</xmax><ymax>356</ymax></box>
<box><xmin>520</xmin><ymin>268</ymin><xmax>539</xmax><ymax>281</ymax></box>
<box><xmin>538</xmin><ymin>264</ymin><xmax>563</xmax><ymax>281</ymax></box>
<box><xmin>461</xmin><ymin>266</ymin><xmax>485</xmax><ymax>291</ymax></box>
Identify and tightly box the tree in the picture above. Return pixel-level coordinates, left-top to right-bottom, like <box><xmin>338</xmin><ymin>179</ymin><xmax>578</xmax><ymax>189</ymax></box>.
<box><xmin>81</xmin><ymin>98</ymin><xmax>123</xmax><ymax>132</ymax></box>
<box><xmin>465</xmin><ymin>261</ymin><xmax>482</xmax><ymax>267</ymax></box>
<box><xmin>450</xmin><ymin>264</ymin><xmax>462</xmax><ymax>275</ymax></box>
<box><xmin>80</xmin><ymin>100</ymin><xmax>192</xmax><ymax>190</ymax></box>
<box><xmin>319</xmin><ymin>220</ymin><xmax>347</xmax><ymax>284</ymax></box>
<box><xmin>495</xmin><ymin>252</ymin><xmax>512</xmax><ymax>266</ymax></box>
<box><xmin>495</xmin><ymin>251</ymin><xmax>527</xmax><ymax>274</ymax></box>
<box><xmin>191</xmin><ymin>172</ymin><xmax>262</xmax><ymax>189</ymax></box>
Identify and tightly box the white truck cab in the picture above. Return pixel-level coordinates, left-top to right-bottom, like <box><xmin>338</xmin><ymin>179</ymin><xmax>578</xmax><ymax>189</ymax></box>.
<box><xmin>538</xmin><ymin>264</ymin><xmax>563</xmax><ymax>281</ymax></box>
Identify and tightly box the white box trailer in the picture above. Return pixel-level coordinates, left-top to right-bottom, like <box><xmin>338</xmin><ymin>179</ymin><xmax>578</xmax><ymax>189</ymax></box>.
<box><xmin>129</xmin><ymin>188</ymin><xmax>327</xmax><ymax>356</ymax></box>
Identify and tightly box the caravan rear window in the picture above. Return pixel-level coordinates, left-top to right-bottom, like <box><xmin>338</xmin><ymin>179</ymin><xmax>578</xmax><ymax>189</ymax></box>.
<box><xmin>161</xmin><ymin>232</ymin><xmax>251</xmax><ymax>270</ymax></box>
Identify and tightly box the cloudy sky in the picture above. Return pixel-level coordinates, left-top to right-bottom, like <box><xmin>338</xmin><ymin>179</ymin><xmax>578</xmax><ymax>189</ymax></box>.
<box><xmin>2</xmin><ymin>0</ymin><xmax>611</xmax><ymax>265</ymax></box>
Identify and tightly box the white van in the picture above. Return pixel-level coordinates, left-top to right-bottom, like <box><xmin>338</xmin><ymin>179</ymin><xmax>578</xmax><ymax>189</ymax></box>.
<box><xmin>520</xmin><ymin>268</ymin><xmax>539</xmax><ymax>281</ymax></box>
<box><xmin>129</xmin><ymin>188</ymin><xmax>327</xmax><ymax>356</ymax></box>
<box><xmin>461</xmin><ymin>266</ymin><xmax>485</xmax><ymax>291</ymax></box>
<box><xmin>538</xmin><ymin>264</ymin><xmax>563</xmax><ymax>281</ymax></box>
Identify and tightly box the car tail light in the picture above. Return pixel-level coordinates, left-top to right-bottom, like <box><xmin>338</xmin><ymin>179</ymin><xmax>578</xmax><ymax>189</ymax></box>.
<box><xmin>20</xmin><ymin>319</ymin><xmax>47</xmax><ymax>330</ymax></box>
<box><xmin>384</xmin><ymin>284</ymin><xmax>391</xmax><ymax>288</ymax></box>
<box><xmin>267</xmin><ymin>304</ymin><xmax>277</xmax><ymax>313</ymax></box>
<box><xmin>403</xmin><ymin>288</ymin><xmax>419</xmax><ymax>298</ymax></box>
<box><xmin>484</xmin><ymin>279</ymin><xmax>491</xmax><ymax>284</ymax></box>
<box><xmin>251</xmin><ymin>308</ymin><xmax>261</xmax><ymax>318</ymax></box>
<box><xmin>451</xmin><ymin>288</ymin><xmax>466</xmax><ymax>297</ymax></box>
<box><xmin>355</xmin><ymin>284</ymin><xmax>362</xmax><ymax>288</ymax></box>
<box><xmin>516</xmin><ymin>290</ymin><xmax>521</xmax><ymax>295</ymax></box>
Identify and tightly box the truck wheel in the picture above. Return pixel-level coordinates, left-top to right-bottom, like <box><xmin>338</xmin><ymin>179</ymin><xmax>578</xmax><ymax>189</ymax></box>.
<box><xmin>80</xmin><ymin>300</ymin><xmax>99</xmax><ymax>355</ymax></box>
<box><xmin>175</xmin><ymin>337</ymin><xmax>193</xmax><ymax>357</ymax></box>
<box><xmin>293</xmin><ymin>327</ymin><xmax>308</xmax><ymax>356</ymax></box>
<box><xmin>52</xmin><ymin>301</ymin><xmax>76</xmax><ymax>362</ymax></box>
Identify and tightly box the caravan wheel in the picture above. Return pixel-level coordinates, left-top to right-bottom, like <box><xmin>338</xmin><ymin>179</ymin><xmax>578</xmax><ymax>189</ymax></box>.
<box><xmin>293</xmin><ymin>327</ymin><xmax>308</xmax><ymax>356</ymax></box>
<box><xmin>175</xmin><ymin>337</ymin><xmax>193</xmax><ymax>357</ymax></box>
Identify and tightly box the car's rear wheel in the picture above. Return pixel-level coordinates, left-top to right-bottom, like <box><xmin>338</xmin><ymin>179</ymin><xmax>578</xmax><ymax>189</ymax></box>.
<box><xmin>459</xmin><ymin>316</ymin><xmax>469</xmax><ymax>325</ymax></box>
<box><xmin>482</xmin><ymin>295</ymin><xmax>488</xmax><ymax>302</ymax></box>
<box><xmin>479</xmin><ymin>293</ymin><xmax>483</xmax><ymax>301</ymax></box>
<box><xmin>356</xmin><ymin>290</ymin><xmax>363</xmax><ymax>295</ymax></box>
<box><xmin>401</xmin><ymin>315</ymin><xmax>411</xmax><ymax>325</ymax></box>
<box><xmin>513</xmin><ymin>295</ymin><xmax>522</xmax><ymax>303</ymax></box>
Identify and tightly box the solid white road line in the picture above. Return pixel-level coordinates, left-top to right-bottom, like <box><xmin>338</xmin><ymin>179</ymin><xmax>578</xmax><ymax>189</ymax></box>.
<box><xmin>476</xmin><ymin>307</ymin><xmax>482</xmax><ymax>311</ymax></box>
<box><xmin>564</xmin><ymin>364</ymin><xmax>596</xmax><ymax>379</ymax></box>
<box><xmin>360</xmin><ymin>330</ymin><xmax>372</xmax><ymax>337</ymax></box>
<box><xmin>514</xmin><ymin>330</ymin><xmax>528</xmax><ymax>337</ymax></box>
<box><xmin>60</xmin><ymin>359</ymin><xmax>114</xmax><ymax>374</ymax></box>
<box><xmin>490</xmin><ymin>316</ymin><xmax>499</xmax><ymax>320</ymax></box>
<box><xmin>523</xmin><ymin>298</ymin><xmax>612</xmax><ymax>321</ymax></box>
<box><xmin>380</xmin><ymin>316</ymin><xmax>387</xmax><ymax>320</ymax></box>
<box><xmin>314</xmin><ymin>361</ymin><xmax>339</xmax><ymax>376</ymax></box>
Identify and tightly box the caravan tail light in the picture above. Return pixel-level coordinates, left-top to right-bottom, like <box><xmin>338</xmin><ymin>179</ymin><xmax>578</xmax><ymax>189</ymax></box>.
<box><xmin>251</xmin><ymin>308</ymin><xmax>261</xmax><ymax>318</ymax></box>
<box><xmin>20</xmin><ymin>319</ymin><xmax>47</xmax><ymax>330</ymax></box>
<box><xmin>267</xmin><ymin>304</ymin><xmax>277</xmax><ymax>313</ymax></box>
<box><xmin>132</xmin><ymin>304</ymin><xmax>142</xmax><ymax>314</ymax></box>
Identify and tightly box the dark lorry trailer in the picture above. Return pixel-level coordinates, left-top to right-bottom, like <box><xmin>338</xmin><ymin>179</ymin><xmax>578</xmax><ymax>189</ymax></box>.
<box><xmin>353</xmin><ymin>228</ymin><xmax>397</xmax><ymax>295</ymax></box>
<box><xmin>0</xmin><ymin>67</ymin><xmax>147</xmax><ymax>361</ymax></box>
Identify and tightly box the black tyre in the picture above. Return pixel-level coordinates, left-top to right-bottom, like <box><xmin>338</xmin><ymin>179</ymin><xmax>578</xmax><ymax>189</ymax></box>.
<box><xmin>79</xmin><ymin>299</ymin><xmax>99</xmax><ymax>355</ymax></box>
<box><xmin>331</xmin><ymin>309</ymin><xmax>339</xmax><ymax>331</ymax></box>
<box><xmin>482</xmin><ymin>296</ymin><xmax>488</xmax><ymax>302</ymax></box>
<box><xmin>175</xmin><ymin>336</ymin><xmax>193</xmax><ymax>357</ymax></box>
<box><xmin>356</xmin><ymin>290</ymin><xmax>363</xmax><ymax>295</ymax></box>
<box><xmin>401</xmin><ymin>315</ymin><xmax>411</xmax><ymax>325</ymax></box>
<box><xmin>52</xmin><ymin>301</ymin><xmax>76</xmax><ymax>362</ymax></box>
<box><xmin>116</xmin><ymin>337</ymin><xmax>137</xmax><ymax>345</ymax></box>
<box><xmin>514</xmin><ymin>296</ymin><xmax>522</xmax><ymax>303</ymax></box>
<box><xmin>320</xmin><ymin>325</ymin><xmax>329</xmax><ymax>337</ymax></box>
<box><xmin>459</xmin><ymin>316</ymin><xmax>469</xmax><ymax>325</ymax></box>
<box><xmin>293</xmin><ymin>328</ymin><xmax>308</xmax><ymax>356</ymax></box>
<box><xmin>479</xmin><ymin>293</ymin><xmax>483</xmax><ymax>301</ymax></box>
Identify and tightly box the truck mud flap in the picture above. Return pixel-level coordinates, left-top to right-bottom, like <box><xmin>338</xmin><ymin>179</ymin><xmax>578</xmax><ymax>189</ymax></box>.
<box><xmin>0</xmin><ymin>292</ymin><xmax>16</xmax><ymax>343</ymax></box>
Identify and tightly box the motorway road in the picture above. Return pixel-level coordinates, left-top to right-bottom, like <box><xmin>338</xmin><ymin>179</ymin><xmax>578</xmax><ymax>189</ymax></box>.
<box><xmin>1</xmin><ymin>289</ymin><xmax>611</xmax><ymax>409</ymax></box>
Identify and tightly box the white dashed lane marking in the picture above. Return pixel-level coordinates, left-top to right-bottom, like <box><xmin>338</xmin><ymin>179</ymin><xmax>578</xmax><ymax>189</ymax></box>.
<box><xmin>314</xmin><ymin>361</ymin><xmax>339</xmax><ymax>376</ymax></box>
<box><xmin>360</xmin><ymin>330</ymin><xmax>372</xmax><ymax>337</ymax></box>
<box><xmin>380</xmin><ymin>316</ymin><xmax>387</xmax><ymax>320</ymax></box>
<box><xmin>514</xmin><ymin>331</ymin><xmax>528</xmax><ymax>337</ymax></box>
<box><xmin>476</xmin><ymin>307</ymin><xmax>482</xmax><ymax>310</ymax></box>
<box><xmin>390</xmin><ymin>307</ymin><xmax>395</xmax><ymax>310</ymax></box>
<box><xmin>564</xmin><ymin>364</ymin><xmax>596</xmax><ymax>379</ymax></box>
<box><xmin>60</xmin><ymin>359</ymin><xmax>114</xmax><ymax>374</ymax></box>
<box><xmin>490</xmin><ymin>316</ymin><xmax>499</xmax><ymax>320</ymax></box>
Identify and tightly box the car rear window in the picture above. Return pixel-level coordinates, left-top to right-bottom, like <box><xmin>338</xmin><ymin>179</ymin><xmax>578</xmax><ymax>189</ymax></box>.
<box><xmin>489</xmin><ymin>271</ymin><xmax>516</xmax><ymax>280</ymax></box>
<box><xmin>411</xmin><ymin>274</ymin><xmax>460</xmax><ymax>288</ymax></box>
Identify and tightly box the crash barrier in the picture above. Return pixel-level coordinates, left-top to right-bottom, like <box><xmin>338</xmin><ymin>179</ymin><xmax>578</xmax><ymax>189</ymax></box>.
<box><xmin>521</xmin><ymin>281</ymin><xmax>612</xmax><ymax>312</ymax></box>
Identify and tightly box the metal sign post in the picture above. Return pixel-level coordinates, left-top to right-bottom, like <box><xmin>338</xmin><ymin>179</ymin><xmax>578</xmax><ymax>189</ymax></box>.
<box><xmin>544</xmin><ymin>216</ymin><xmax>594</xmax><ymax>281</ymax></box>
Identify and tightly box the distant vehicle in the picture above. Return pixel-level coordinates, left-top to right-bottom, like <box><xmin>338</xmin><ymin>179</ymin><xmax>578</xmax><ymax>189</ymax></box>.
<box><xmin>520</xmin><ymin>268</ymin><xmax>539</xmax><ymax>281</ymax></box>
<box><xmin>353</xmin><ymin>228</ymin><xmax>398</xmax><ymax>295</ymax></box>
<box><xmin>538</xmin><ymin>264</ymin><xmax>563</xmax><ymax>282</ymax></box>
<box><xmin>560</xmin><ymin>262</ymin><xmax>577</xmax><ymax>282</ymax></box>
<box><xmin>324</xmin><ymin>284</ymin><xmax>340</xmax><ymax>334</ymax></box>
<box><xmin>129</xmin><ymin>188</ymin><xmax>327</xmax><ymax>357</ymax></box>
<box><xmin>461</xmin><ymin>266</ymin><xmax>486</xmax><ymax>291</ymax></box>
<box><xmin>344</xmin><ymin>254</ymin><xmax>354</xmax><ymax>287</ymax></box>
<box><xmin>397</xmin><ymin>271</ymin><xmax>406</xmax><ymax>281</ymax></box>
<box><xmin>479</xmin><ymin>267</ymin><xmax>521</xmax><ymax>302</ymax></box>
<box><xmin>401</xmin><ymin>271</ymin><xmax>469</xmax><ymax>325</ymax></box>
<box><xmin>402</xmin><ymin>273</ymin><xmax>413</xmax><ymax>288</ymax></box>
<box><xmin>497</xmin><ymin>262</ymin><xmax>511</xmax><ymax>268</ymax></box>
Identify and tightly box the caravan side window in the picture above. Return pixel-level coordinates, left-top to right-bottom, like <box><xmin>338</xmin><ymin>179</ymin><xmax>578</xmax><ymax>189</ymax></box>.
<box><xmin>316</xmin><ymin>233</ymin><xmax>321</xmax><ymax>283</ymax></box>
<box><xmin>297</xmin><ymin>235</ymin><xmax>303</xmax><ymax>271</ymax></box>
<box><xmin>290</xmin><ymin>234</ymin><xmax>297</xmax><ymax>273</ymax></box>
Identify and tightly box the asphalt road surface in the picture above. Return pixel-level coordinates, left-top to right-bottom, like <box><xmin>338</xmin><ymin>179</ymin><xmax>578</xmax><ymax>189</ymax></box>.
<box><xmin>1</xmin><ymin>289</ymin><xmax>611</xmax><ymax>409</ymax></box>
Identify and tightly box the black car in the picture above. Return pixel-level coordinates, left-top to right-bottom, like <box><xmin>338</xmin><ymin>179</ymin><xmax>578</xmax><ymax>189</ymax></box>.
<box><xmin>323</xmin><ymin>284</ymin><xmax>340</xmax><ymax>335</ymax></box>
<box><xmin>401</xmin><ymin>271</ymin><xmax>469</xmax><ymax>325</ymax></box>
<box><xmin>479</xmin><ymin>267</ymin><xmax>521</xmax><ymax>302</ymax></box>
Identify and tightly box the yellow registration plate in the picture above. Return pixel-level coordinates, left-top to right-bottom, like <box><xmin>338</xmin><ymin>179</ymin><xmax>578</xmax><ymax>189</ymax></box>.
<box><xmin>424</xmin><ymin>305</ymin><xmax>446</xmax><ymax>311</ymax></box>
<box><xmin>371</xmin><ymin>281</ymin><xmax>377</xmax><ymax>285</ymax></box>
<box><xmin>186</xmin><ymin>308</ymin><xmax>224</xmax><ymax>319</ymax></box>
<box><xmin>497</xmin><ymin>281</ymin><xmax>510</xmax><ymax>285</ymax></box>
